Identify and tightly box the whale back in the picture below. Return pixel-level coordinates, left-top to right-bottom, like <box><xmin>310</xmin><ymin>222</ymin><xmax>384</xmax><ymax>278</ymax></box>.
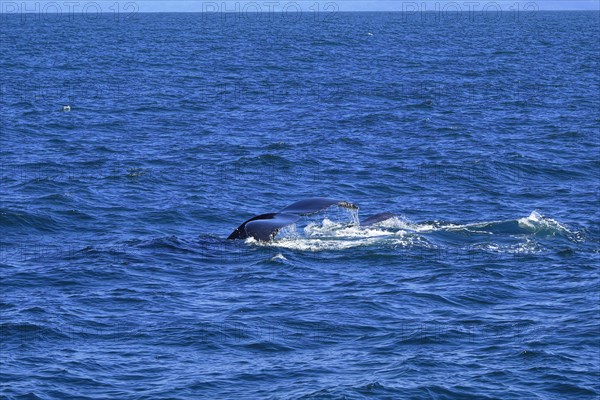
<box><xmin>361</xmin><ymin>212</ymin><xmax>396</xmax><ymax>227</ymax></box>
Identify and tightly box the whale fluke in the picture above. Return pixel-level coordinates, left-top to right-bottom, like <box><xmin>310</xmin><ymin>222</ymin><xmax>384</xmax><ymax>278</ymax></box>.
<box><xmin>227</xmin><ymin>213</ymin><xmax>301</xmax><ymax>241</ymax></box>
<box><xmin>280</xmin><ymin>198</ymin><xmax>358</xmax><ymax>215</ymax></box>
<box><xmin>228</xmin><ymin>198</ymin><xmax>358</xmax><ymax>241</ymax></box>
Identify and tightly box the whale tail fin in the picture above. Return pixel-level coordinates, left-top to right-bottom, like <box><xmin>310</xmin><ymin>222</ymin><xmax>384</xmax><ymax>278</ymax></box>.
<box><xmin>228</xmin><ymin>198</ymin><xmax>358</xmax><ymax>241</ymax></box>
<box><xmin>227</xmin><ymin>213</ymin><xmax>300</xmax><ymax>241</ymax></box>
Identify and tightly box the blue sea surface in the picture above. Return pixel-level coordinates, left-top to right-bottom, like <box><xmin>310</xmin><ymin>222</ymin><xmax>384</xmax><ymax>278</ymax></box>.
<box><xmin>1</xmin><ymin>10</ymin><xmax>599</xmax><ymax>399</ymax></box>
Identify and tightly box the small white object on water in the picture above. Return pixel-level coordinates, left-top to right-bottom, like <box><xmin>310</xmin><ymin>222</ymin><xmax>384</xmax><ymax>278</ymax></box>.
<box><xmin>63</xmin><ymin>105</ymin><xmax>71</xmax><ymax>112</ymax></box>
<box><xmin>367</xmin><ymin>32</ymin><xmax>373</xmax><ymax>36</ymax></box>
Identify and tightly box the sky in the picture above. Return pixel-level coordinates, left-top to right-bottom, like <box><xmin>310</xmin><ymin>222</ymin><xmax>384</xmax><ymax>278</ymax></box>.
<box><xmin>1</xmin><ymin>0</ymin><xmax>599</xmax><ymax>13</ymax></box>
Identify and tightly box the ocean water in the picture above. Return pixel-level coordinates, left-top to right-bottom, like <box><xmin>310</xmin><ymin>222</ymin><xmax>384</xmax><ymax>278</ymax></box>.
<box><xmin>1</xmin><ymin>10</ymin><xmax>599</xmax><ymax>399</ymax></box>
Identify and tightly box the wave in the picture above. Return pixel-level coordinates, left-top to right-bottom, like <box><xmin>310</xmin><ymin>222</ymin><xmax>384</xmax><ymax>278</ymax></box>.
<box><xmin>517</xmin><ymin>211</ymin><xmax>581</xmax><ymax>238</ymax></box>
<box><xmin>244</xmin><ymin>210</ymin><xmax>584</xmax><ymax>252</ymax></box>
<box><xmin>0</xmin><ymin>208</ymin><xmax>60</xmax><ymax>232</ymax></box>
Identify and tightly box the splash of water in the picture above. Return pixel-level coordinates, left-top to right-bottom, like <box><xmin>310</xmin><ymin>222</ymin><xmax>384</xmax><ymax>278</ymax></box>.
<box><xmin>518</xmin><ymin>211</ymin><xmax>583</xmax><ymax>241</ymax></box>
<box><xmin>245</xmin><ymin>210</ymin><xmax>583</xmax><ymax>253</ymax></box>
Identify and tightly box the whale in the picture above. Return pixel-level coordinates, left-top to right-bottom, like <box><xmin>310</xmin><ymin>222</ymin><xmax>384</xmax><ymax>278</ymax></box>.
<box><xmin>228</xmin><ymin>198</ymin><xmax>394</xmax><ymax>241</ymax></box>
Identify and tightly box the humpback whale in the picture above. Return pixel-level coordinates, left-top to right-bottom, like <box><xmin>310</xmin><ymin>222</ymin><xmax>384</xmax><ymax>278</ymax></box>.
<box><xmin>228</xmin><ymin>198</ymin><xmax>393</xmax><ymax>241</ymax></box>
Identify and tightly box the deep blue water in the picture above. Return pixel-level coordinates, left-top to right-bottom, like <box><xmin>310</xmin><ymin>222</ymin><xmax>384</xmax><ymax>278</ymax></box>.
<box><xmin>1</xmin><ymin>10</ymin><xmax>599</xmax><ymax>399</ymax></box>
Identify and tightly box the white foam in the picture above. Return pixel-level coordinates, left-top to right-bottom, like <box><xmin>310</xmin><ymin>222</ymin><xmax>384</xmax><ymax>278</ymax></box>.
<box><xmin>518</xmin><ymin>210</ymin><xmax>544</xmax><ymax>229</ymax></box>
<box><xmin>474</xmin><ymin>239</ymin><xmax>543</xmax><ymax>255</ymax></box>
<box><xmin>518</xmin><ymin>210</ymin><xmax>578</xmax><ymax>239</ymax></box>
<box><xmin>260</xmin><ymin>237</ymin><xmax>377</xmax><ymax>251</ymax></box>
<box><xmin>371</xmin><ymin>216</ymin><xmax>414</xmax><ymax>230</ymax></box>
<box><xmin>242</xmin><ymin>211</ymin><xmax>582</xmax><ymax>252</ymax></box>
<box><xmin>277</xmin><ymin>223</ymin><xmax>299</xmax><ymax>239</ymax></box>
<box><xmin>304</xmin><ymin>219</ymin><xmax>391</xmax><ymax>239</ymax></box>
<box><xmin>247</xmin><ymin>219</ymin><xmax>435</xmax><ymax>252</ymax></box>
<box><xmin>260</xmin><ymin>234</ymin><xmax>433</xmax><ymax>252</ymax></box>
<box><xmin>270</xmin><ymin>253</ymin><xmax>287</xmax><ymax>261</ymax></box>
